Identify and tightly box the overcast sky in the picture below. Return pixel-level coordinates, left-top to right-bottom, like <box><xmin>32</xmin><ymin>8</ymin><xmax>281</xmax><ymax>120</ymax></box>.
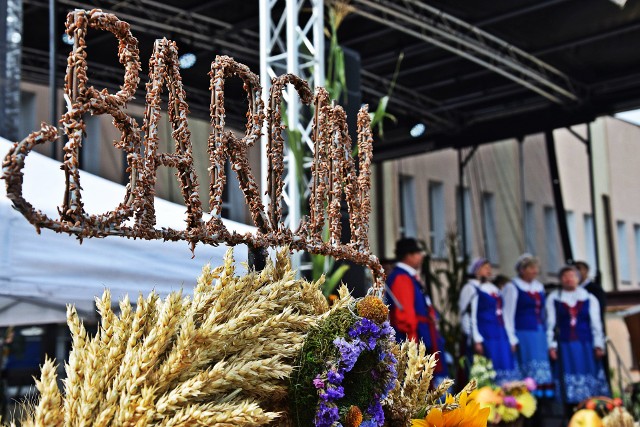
<box><xmin>615</xmin><ymin>109</ymin><xmax>640</xmax><ymax>126</ymax></box>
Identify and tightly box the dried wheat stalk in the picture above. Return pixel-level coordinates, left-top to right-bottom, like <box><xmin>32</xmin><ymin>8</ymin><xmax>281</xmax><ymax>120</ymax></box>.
<box><xmin>11</xmin><ymin>248</ymin><xmax>353</xmax><ymax>427</ymax></box>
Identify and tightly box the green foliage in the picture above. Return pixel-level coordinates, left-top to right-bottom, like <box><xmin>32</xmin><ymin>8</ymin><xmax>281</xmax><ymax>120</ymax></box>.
<box><xmin>469</xmin><ymin>355</ymin><xmax>497</xmax><ymax>388</ymax></box>
<box><xmin>311</xmin><ymin>226</ymin><xmax>351</xmax><ymax>296</ymax></box>
<box><xmin>368</xmin><ymin>52</ymin><xmax>403</xmax><ymax>139</ymax></box>
<box><xmin>323</xmin><ymin>264</ymin><xmax>351</xmax><ymax>297</ymax></box>
<box><xmin>424</xmin><ymin>230</ymin><xmax>469</xmax><ymax>361</ymax></box>
<box><xmin>326</xmin><ymin>6</ymin><xmax>347</xmax><ymax>103</ymax></box>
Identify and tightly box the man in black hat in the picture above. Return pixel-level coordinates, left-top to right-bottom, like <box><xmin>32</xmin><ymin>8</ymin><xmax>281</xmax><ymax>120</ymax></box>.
<box><xmin>386</xmin><ymin>237</ymin><xmax>449</xmax><ymax>385</ymax></box>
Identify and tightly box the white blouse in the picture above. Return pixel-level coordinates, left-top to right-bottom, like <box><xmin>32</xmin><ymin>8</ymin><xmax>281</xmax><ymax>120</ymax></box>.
<box><xmin>459</xmin><ymin>279</ymin><xmax>480</xmax><ymax>337</ymax></box>
<box><xmin>545</xmin><ymin>287</ymin><xmax>604</xmax><ymax>350</ymax></box>
<box><xmin>502</xmin><ymin>277</ymin><xmax>546</xmax><ymax>346</ymax></box>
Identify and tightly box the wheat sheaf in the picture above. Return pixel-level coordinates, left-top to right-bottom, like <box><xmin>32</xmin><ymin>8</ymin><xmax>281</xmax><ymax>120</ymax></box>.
<box><xmin>8</xmin><ymin>248</ymin><xmax>349</xmax><ymax>427</ymax></box>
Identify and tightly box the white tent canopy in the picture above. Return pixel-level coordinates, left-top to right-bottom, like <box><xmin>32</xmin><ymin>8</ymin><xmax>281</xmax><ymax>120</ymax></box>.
<box><xmin>0</xmin><ymin>138</ymin><xmax>254</xmax><ymax>326</ymax></box>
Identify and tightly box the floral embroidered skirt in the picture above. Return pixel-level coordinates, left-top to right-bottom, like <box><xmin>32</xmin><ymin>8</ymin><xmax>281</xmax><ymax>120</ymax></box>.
<box><xmin>515</xmin><ymin>328</ymin><xmax>553</xmax><ymax>388</ymax></box>
<box><xmin>553</xmin><ymin>339</ymin><xmax>610</xmax><ymax>403</ymax></box>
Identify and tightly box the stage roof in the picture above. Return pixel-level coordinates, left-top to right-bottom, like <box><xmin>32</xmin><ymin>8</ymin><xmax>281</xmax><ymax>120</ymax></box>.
<box><xmin>20</xmin><ymin>0</ymin><xmax>640</xmax><ymax>161</ymax></box>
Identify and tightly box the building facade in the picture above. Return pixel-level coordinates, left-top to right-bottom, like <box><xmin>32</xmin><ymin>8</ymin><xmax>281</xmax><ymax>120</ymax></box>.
<box><xmin>371</xmin><ymin>117</ymin><xmax>640</xmax><ymax>293</ymax></box>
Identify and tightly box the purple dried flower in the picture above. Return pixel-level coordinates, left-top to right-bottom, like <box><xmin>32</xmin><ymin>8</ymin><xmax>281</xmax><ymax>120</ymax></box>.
<box><xmin>366</xmin><ymin>401</ymin><xmax>385</xmax><ymax>426</ymax></box>
<box><xmin>327</xmin><ymin>368</ymin><xmax>344</xmax><ymax>385</ymax></box>
<box><xmin>326</xmin><ymin>385</ymin><xmax>345</xmax><ymax>400</ymax></box>
<box><xmin>313</xmin><ymin>376</ymin><xmax>325</xmax><ymax>389</ymax></box>
<box><xmin>315</xmin><ymin>402</ymin><xmax>339</xmax><ymax>427</ymax></box>
<box><xmin>334</xmin><ymin>337</ymin><xmax>363</xmax><ymax>372</ymax></box>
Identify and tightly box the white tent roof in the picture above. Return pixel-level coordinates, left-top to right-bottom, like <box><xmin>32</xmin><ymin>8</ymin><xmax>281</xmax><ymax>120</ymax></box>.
<box><xmin>0</xmin><ymin>138</ymin><xmax>254</xmax><ymax>326</ymax></box>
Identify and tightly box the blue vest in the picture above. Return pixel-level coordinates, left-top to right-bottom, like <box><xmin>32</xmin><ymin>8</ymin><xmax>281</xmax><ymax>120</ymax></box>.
<box><xmin>515</xmin><ymin>285</ymin><xmax>545</xmax><ymax>330</ymax></box>
<box><xmin>555</xmin><ymin>298</ymin><xmax>593</xmax><ymax>342</ymax></box>
<box><xmin>476</xmin><ymin>288</ymin><xmax>505</xmax><ymax>340</ymax></box>
<box><xmin>386</xmin><ymin>267</ymin><xmax>437</xmax><ymax>349</ymax></box>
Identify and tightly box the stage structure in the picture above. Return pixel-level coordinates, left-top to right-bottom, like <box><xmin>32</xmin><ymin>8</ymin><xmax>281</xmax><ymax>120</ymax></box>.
<box><xmin>260</xmin><ymin>0</ymin><xmax>324</xmax><ymax>270</ymax></box>
<box><xmin>0</xmin><ymin>0</ymin><xmax>22</xmax><ymax>142</ymax></box>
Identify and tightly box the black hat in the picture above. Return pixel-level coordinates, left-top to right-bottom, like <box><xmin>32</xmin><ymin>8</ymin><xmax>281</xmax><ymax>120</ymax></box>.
<box><xmin>395</xmin><ymin>237</ymin><xmax>425</xmax><ymax>260</ymax></box>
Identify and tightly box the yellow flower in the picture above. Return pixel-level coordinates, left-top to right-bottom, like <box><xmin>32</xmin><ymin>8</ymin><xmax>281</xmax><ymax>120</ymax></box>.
<box><xmin>486</xmin><ymin>405</ymin><xmax>500</xmax><ymax>424</ymax></box>
<box><xmin>497</xmin><ymin>405</ymin><xmax>519</xmax><ymax>423</ymax></box>
<box><xmin>411</xmin><ymin>391</ymin><xmax>490</xmax><ymax>427</ymax></box>
<box><xmin>345</xmin><ymin>405</ymin><xmax>363</xmax><ymax>427</ymax></box>
<box><xmin>515</xmin><ymin>392</ymin><xmax>536</xmax><ymax>418</ymax></box>
<box><xmin>425</xmin><ymin>408</ymin><xmax>445</xmax><ymax>426</ymax></box>
<box><xmin>356</xmin><ymin>296</ymin><xmax>389</xmax><ymax>324</ymax></box>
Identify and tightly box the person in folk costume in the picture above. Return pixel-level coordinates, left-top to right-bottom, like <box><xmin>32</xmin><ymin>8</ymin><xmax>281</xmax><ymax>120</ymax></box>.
<box><xmin>386</xmin><ymin>237</ymin><xmax>449</xmax><ymax>386</ymax></box>
<box><xmin>503</xmin><ymin>254</ymin><xmax>554</xmax><ymax>397</ymax></box>
<box><xmin>575</xmin><ymin>260</ymin><xmax>607</xmax><ymax>327</ymax></box>
<box><xmin>546</xmin><ymin>266</ymin><xmax>610</xmax><ymax>404</ymax></box>
<box><xmin>468</xmin><ymin>259</ymin><xmax>520</xmax><ymax>384</ymax></box>
<box><xmin>459</xmin><ymin>258</ymin><xmax>491</xmax><ymax>369</ymax></box>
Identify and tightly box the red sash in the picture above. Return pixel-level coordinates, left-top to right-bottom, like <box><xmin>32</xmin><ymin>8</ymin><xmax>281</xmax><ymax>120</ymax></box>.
<box><xmin>490</xmin><ymin>293</ymin><xmax>504</xmax><ymax>325</ymax></box>
<box><xmin>527</xmin><ymin>291</ymin><xmax>543</xmax><ymax>324</ymax></box>
<box><xmin>561</xmin><ymin>300</ymin><xmax>585</xmax><ymax>340</ymax></box>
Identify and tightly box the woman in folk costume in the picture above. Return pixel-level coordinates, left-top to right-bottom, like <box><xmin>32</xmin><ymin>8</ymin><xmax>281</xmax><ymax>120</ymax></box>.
<box><xmin>468</xmin><ymin>259</ymin><xmax>520</xmax><ymax>384</ymax></box>
<box><xmin>503</xmin><ymin>254</ymin><xmax>554</xmax><ymax>396</ymax></box>
<box><xmin>546</xmin><ymin>266</ymin><xmax>610</xmax><ymax>404</ymax></box>
<box><xmin>386</xmin><ymin>237</ymin><xmax>449</xmax><ymax>385</ymax></box>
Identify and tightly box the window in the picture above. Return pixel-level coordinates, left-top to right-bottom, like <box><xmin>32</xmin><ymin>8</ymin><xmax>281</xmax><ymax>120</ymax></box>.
<box><xmin>429</xmin><ymin>181</ymin><xmax>446</xmax><ymax>257</ymax></box>
<box><xmin>525</xmin><ymin>202</ymin><xmax>536</xmax><ymax>255</ymax></box>
<box><xmin>617</xmin><ymin>221</ymin><xmax>631</xmax><ymax>283</ymax></box>
<box><xmin>544</xmin><ymin>206</ymin><xmax>560</xmax><ymax>273</ymax></box>
<box><xmin>584</xmin><ymin>214</ymin><xmax>597</xmax><ymax>270</ymax></box>
<box><xmin>19</xmin><ymin>91</ymin><xmax>36</xmax><ymax>142</ymax></box>
<box><xmin>456</xmin><ymin>187</ymin><xmax>473</xmax><ymax>256</ymax></box>
<box><xmin>566</xmin><ymin>210</ymin><xmax>577</xmax><ymax>258</ymax></box>
<box><xmin>482</xmin><ymin>192</ymin><xmax>498</xmax><ymax>262</ymax></box>
<box><xmin>399</xmin><ymin>175</ymin><xmax>417</xmax><ymax>238</ymax></box>
<box><xmin>81</xmin><ymin>115</ymin><xmax>102</xmax><ymax>175</ymax></box>
<box><xmin>635</xmin><ymin>225</ymin><xmax>640</xmax><ymax>284</ymax></box>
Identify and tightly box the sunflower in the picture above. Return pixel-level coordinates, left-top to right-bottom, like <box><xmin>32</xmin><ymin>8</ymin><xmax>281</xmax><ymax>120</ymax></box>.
<box><xmin>411</xmin><ymin>391</ymin><xmax>490</xmax><ymax>427</ymax></box>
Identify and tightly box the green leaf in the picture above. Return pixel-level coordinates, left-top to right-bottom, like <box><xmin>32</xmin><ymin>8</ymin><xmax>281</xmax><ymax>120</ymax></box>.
<box><xmin>323</xmin><ymin>264</ymin><xmax>350</xmax><ymax>297</ymax></box>
<box><xmin>384</xmin><ymin>112</ymin><xmax>397</xmax><ymax>124</ymax></box>
<box><xmin>336</xmin><ymin>49</ymin><xmax>347</xmax><ymax>101</ymax></box>
<box><xmin>312</xmin><ymin>253</ymin><xmax>326</xmax><ymax>282</ymax></box>
<box><xmin>370</xmin><ymin>95</ymin><xmax>389</xmax><ymax>128</ymax></box>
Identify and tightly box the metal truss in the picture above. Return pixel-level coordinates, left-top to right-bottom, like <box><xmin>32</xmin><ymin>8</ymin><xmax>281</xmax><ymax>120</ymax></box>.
<box><xmin>23</xmin><ymin>0</ymin><xmax>259</xmax><ymax>63</ymax></box>
<box><xmin>349</xmin><ymin>0</ymin><xmax>582</xmax><ymax>105</ymax></box>
<box><xmin>259</xmin><ymin>0</ymin><xmax>324</xmax><ymax>238</ymax></box>
<box><xmin>1</xmin><ymin>0</ymin><xmax>22</xmax><ymax>141</ymax></box>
